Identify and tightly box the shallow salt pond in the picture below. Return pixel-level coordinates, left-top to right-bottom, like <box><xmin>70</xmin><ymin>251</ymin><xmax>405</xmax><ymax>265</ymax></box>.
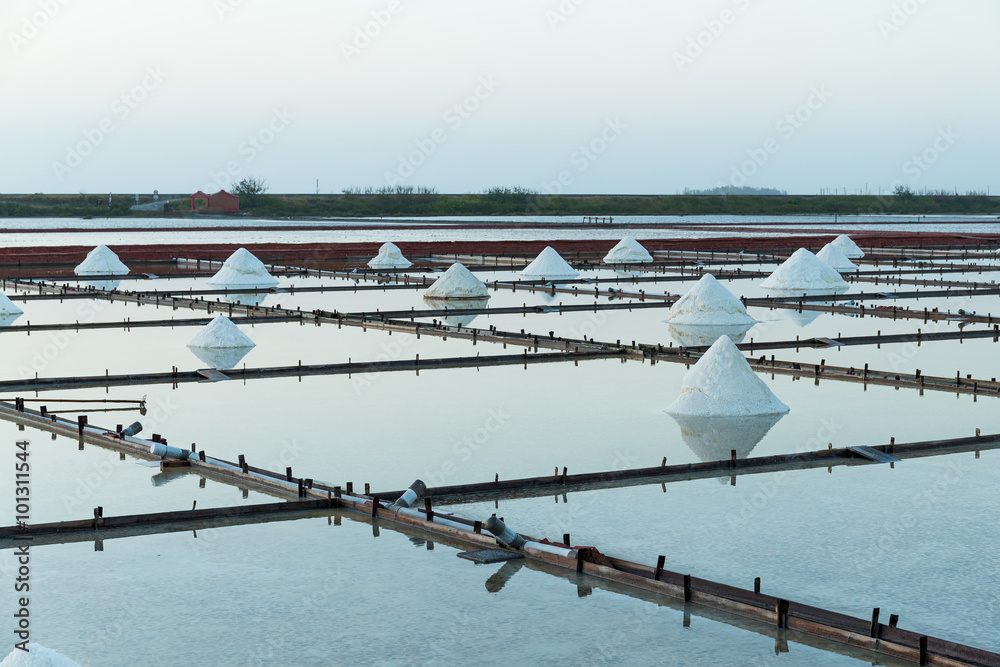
<box><xmin>4</xmin><ymin>515</ymin><xmax>915</xmax><ymax>667</ymax></box>
<box><xmin>2</xmin><ymin>239</ymin><xmax>999</xmax><ymax>665</ymax></box>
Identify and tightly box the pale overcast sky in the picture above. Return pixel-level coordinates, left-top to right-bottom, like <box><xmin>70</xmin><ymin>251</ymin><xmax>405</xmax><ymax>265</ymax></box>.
<box><xmin>2</xmin><ymin>0</ymin><xmax>997</xmax><ymax>195</ymax></box>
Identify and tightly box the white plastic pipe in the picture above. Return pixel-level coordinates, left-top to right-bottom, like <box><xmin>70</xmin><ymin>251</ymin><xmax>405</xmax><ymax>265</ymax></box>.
<box><xmin>149</xmin><ymin>442</ymin><xmax>199</xmax><ymax>461</ymax></box>
<box><xmin>524</xmin><ymin>541</ymin><xmax>576</xmax><ymax>558</ymax></box>
<box><xmin>393</xmin><ymin>479</ymin><xmax>427</xmax><ymax>509</ymax></box>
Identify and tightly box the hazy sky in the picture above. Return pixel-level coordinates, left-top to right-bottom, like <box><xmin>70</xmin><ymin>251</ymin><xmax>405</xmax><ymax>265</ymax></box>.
<box><xmin>2</xmin><ymin>0</ymin><xmax>997</xmax><ymax>195</ymax></box>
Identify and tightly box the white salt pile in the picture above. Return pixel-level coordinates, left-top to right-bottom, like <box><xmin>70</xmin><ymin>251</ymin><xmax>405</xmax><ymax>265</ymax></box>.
<box><xmin>665</xmin><ymin>336</ymin><xmax>789</xmax><ymax>417</ymax></box>
<box><xmin>815</xmin><ymin>243</ymin><xmax>858</xmax><ymax>273</ymax></box>
<box><xmin>187</xmin><ymin>316</ymin><xmax>255</xmax><ymax>369</ymax></box>
<box><xmin>603</xmin><ymin>237</ymin><xmax>653</xmax><ymax>264</ymax></box>
<box><xmin>831</xmin><ymin>234</ymin><xmax>865</xmax><ymax>259</ymax></box>
<box><xmin>207</xmin><ymin>248</ymin><xmax>279</xmax><ymax>288</ymax></box>
<box><xmin>187</xmin><ymin>315</ymin><xmax>256</xmax><ymax>349</ymax></box>
<box><xmin>759</xmin><ymin>248</ymin><xmax>848</xmax><ymax>292</ymax></box>
<box><xmin>521</xmin><ymin>247</ymin><xmax>580</xmax><ymax>280</ymax></box>
<box><xmin>74</xmin><ymin>245</ymin><xmax>129</xmax><ymax>276</ymax></box>
<box><xmin>1</xmin><ymin>644</ymin><xmax>81</xmax><ymax>667</ymax></box>
<box><xmin>368</xmin><ymin>242</ymin><xmax>412</xmax><ymax>270</ymax></box>
<box><xmin>189</xmin><ymin>345</ymin><xmax>253</xmax><ymax>370</ymax></box>
<box><xmin>423</xmin><ymin>263</ymin><xmax>490</xmax><ymax>299</ymax></box>
<box><xmin>0</xmin><ymin>291</ymin><xmax>24</xmax><ymax>316</ymax></box>
<box><xmin>423</xmin><ymin>297</ymin><xmax>490</xmax><ymax>327</ymax></box>
<box><xmin>667</xmin><ymin>274</ymin><xmax>755</xmax><ymax>326</ymax></box>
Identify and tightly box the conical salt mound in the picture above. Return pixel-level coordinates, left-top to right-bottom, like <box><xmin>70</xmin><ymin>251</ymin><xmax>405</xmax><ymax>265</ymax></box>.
<box><xmin>423</xmin><ymin>263</ymin><xmax>490</xmax><ymax>299</ymax></box>
<box><xmin>207</xmin><ymin>248</ymin><xmax>279</xmax><ymax>288</ymax></box>
<box><xmin>1</xmin><ymin>643</ymin><xmax>82</xmax><ymax>666</ymax></box>
<box><xmin>831</xmin><ymin>234</ymin><xmax>864</xmax><ymax>259</ymax></box>
<box><xmin>603</xmin><ymin>237</ymin><xmax>653</xmax><ymax>264</ymax></box>
<box><xmin>368</xmin><ymin>242</ymin><xmax>412</xmax><ymax>270</ymax></box>
<box><xmin>666</xmin><ymin>336</ymin><xmax>789</xmax><ymax>417</ymax></box>
<box><xmin>759</xmin><ymin>248</ymin><xmax>848</xmax><ymax>292</ymax></box>
<box><xmin>74</xmin><ymin>245</ymin><xmax>129</xmax><ymax>276</ymax></box>
<box><xmin>189</xmin><ymin>345</ymin><xmax>253</xmax><ymax>370</ymax></box>
<box><xmin>815</xmin><ymin>243</ymin><xmax>857</xmax><ymax>273</ymax></box>
<box><xmin>0</xmin><ymin>291</ymin><xmax>23</xmax><ymax>316</ymax></box>
<box><xmin>521</xmin><ymin>247</ymin><xmax>579</xmax><ymax>280</ymax></box>
<box><xmin>187</xmin><ymin>315</ymin><xmax>256</xmax><ymax>349</ymax></box>
<box><xmin>668</xmin><ymin>274</ymin><xmax>755</xmax><ymax>326</ymax></box>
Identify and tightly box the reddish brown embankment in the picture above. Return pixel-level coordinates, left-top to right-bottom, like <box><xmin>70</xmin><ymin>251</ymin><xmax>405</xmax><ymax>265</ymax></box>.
<box><xmin>1</xmin><ymin>231</ymin><xmax>997</xmax><ymax>268</ymax></box>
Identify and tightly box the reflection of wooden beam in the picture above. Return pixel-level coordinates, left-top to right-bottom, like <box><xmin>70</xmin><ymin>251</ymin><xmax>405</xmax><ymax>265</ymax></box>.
<box><xmin>370</xmin><ymin>434</ymin><xmax>1000</xmax><ymax>506</ymax></box>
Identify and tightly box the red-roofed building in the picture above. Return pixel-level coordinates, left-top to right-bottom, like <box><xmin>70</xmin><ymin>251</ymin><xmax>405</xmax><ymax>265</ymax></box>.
<box><xmin>209</xmin><ymin>190</ymin><xmax>240</xmax><ymax>211</ymax></box>
<box><xmin>190</xmin><ymin>190</ymin><xmax>240</xmax><ymax>212</ymax></box>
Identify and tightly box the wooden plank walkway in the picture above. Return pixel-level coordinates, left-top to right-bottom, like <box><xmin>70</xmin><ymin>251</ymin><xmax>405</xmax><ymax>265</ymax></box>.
<box><xmin>0</xmin><ymin>350</ymin><xmax>622</xmax><ymax>393</ymax></box>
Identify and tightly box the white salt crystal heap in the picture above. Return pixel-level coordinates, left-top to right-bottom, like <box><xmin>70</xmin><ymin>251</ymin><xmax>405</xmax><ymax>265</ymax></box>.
<box><xmin>815</xmin><ymin>243</ymin><xmax>857</xmax><ymax>273</ymax></box>
<box><xmin>188</xmin><ymin>315</ymin><xmax>255</xmax><ymax>349</ymax></box>
<box><xmin>831</xmin><ymin>234</ymin><xmax>865</xmax><ymax>259</ymax></box>
<box><xmin>603</xmin><ymin>237</ymin><xmax>653</xmax><ymax>264</ymax></box>
<box><xmin>368</xmin><ymin>242</ymin><xmax>412</xmax><ymax>270</ymax></box>
<box><xmin>74</xmin><ymin>245</ymin><xmax>129</xmax><ymax>276</ymax></box>
<box><xmin>668</xmin><ymin>274</ymin><xmax>755</xmax><ymax>326</ymax></box>
<box><xmin>521</xmin><ymin>246</ymin><xmax>580</xmax><ymax>280</ymax></box>
<box><xmin>186</xmin><ymin>315</ymin><xmax>255</xmax><ymax>369</ymax></box>
<box><xmin>1</xmin><ymin>644</ymin><xmax>81</xmax><ymax>667</ymax></box>
<box><xmin>207</xmin><ymin>248</ymin><xmax>279</xmax><ymax>288</ymax></box>
<box><xmin>423</xmin><ymin>263</ymin><xmax>490</xmax><ymax>299</ymax></box>
<box><xmin>759</xmin><ymin>248</ymin><xmax>848</xmax><ymax>293</ymax></box>
<box><xmin>666</xmin><ymin>336</ymin><xmax>789</xmax><ymax>417</ymax></box>
<box><xmin>423</xmin><ymin>297</ymin><xmax>490</xmax><ymax>327</ymax></box>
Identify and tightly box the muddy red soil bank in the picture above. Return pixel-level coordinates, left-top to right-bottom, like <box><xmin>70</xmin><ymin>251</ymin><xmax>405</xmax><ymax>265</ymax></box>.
<box><xmin>1</xmin><ymin>232</ymin><xmax>997</xmax><ymax>267</ymax></box>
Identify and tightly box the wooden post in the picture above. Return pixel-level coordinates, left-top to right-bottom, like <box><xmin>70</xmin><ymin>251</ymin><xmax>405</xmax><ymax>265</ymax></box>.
<box><xmin>754</xmin><ymin>577</ymin><xmax>761</xmax><ymax>594</ymax></box>
<box><xmin>654</xmin><ymin>555</ymin><xmax>665</xmax><ymax>581</ymax></box>
<box><xmin>775</xmin><ymin>599</ymin><xmax>789</xmax><ymax>628</ymax></box>
<box><xmin>869</xmin><ymin>607</ymin><xmax>880</xmax><ymax>638</ymax></box>
<box><xmin>919</xmin><ymin>636</ymin><xmax>928</xmax><ymax>665</ymax></box>
<box><xmin>424</xmin><ymin>498</ymin><xmax>434</xmax><ymax>522</ymax></box>
<box><xmin>371</xmin><ymin>496</ymin><xmax>379</xmax><ymax>518</ymax></box>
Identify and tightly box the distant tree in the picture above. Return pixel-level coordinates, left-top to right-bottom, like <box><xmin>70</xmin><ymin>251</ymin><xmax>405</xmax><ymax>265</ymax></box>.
<box><xmin>682</xmin><ymin>186</ymin><xmax>787</xmax><ymax>196</ymax></box>
<box><xmin>233</xmin><ymin>176</ymin><xmax>269</xmax><ymax>208</ymax></box>
<box><xmin>893</xmin><ymin>184</ymin><xmax>914</xmax><ymax>199</ymax></box>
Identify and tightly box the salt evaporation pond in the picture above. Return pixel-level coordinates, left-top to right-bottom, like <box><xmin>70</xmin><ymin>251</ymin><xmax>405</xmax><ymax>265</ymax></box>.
<box><xmin>2</xmin><ymin>230</ymin><xmax>999</xmax><ymax>665</ymax></box>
